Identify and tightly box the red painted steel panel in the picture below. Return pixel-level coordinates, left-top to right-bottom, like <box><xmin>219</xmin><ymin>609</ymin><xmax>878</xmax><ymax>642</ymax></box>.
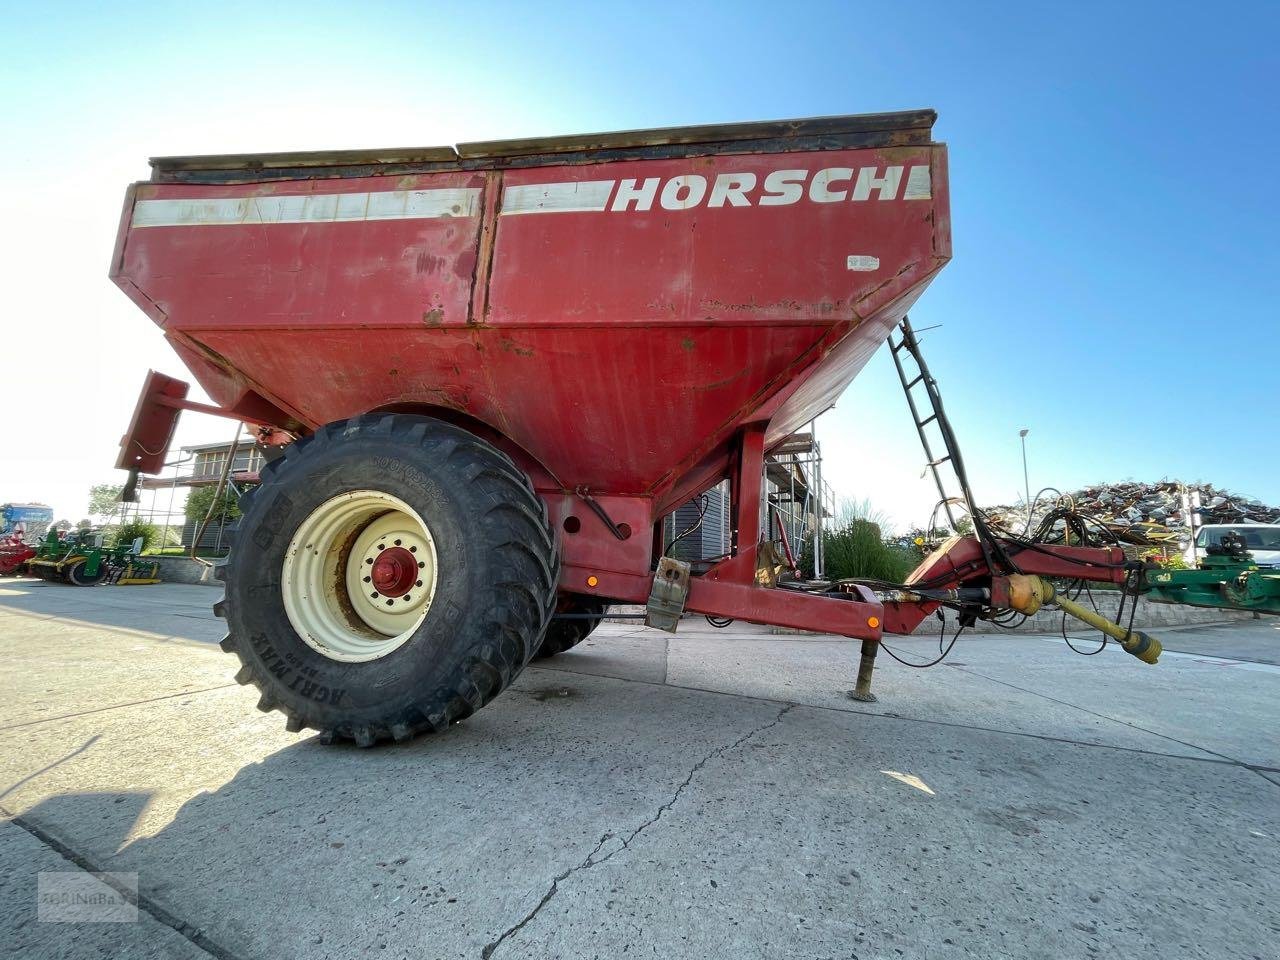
<box><xmin>114</xmin><ymin>371</ymin><xmax>188</xmax><ymax>474</ymax></box>
<box><xmin>113</xmin><ymin>134</ymin><xmax>950</xmax><ymax>506</ymax></box>
<box><xmin>489</xmin><ymin>146</ymin><xmax>940</xmax><ymax>327</ymax></box>
<box><xmin>123</xmin><ymin>174</ymin><xmax>485</xmax><ymax>331</ymax></box>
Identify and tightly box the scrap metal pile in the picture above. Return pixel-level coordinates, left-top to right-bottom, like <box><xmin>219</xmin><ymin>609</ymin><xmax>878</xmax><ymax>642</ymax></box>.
<box><xmin>985</xmin><ymin>481</ymin><xmax>1280</xmax><ymax>549</ymax></box>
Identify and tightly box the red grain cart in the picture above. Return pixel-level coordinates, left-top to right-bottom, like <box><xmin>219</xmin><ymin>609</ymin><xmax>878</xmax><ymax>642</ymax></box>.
<box><xmin>112</xmin><ymin>111</ymin><xmax>1147</xmax><ymax>746</ymax></box>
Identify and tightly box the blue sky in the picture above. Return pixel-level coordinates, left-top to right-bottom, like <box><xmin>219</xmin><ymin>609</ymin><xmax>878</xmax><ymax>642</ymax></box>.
<box><xmin>1</xmin><ymin>1</ymin><xmax>1275</xmax><ymax>528</ymax></box>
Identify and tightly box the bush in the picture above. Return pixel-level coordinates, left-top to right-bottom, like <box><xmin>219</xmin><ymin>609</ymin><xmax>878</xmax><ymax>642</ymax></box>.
<box><xmin>113</xmin><ymin>518</ymin><xmax>159</xmax><ymax>552</ymax></box>
<box><xmin>1141</xmin><ymin>548</ymin><xmax>1187</xmax><ymax>569</ymax></box>
<box><xmin>800</xmin><ymin>499</ymin><xmax>917</xmax><ymax>583</ymax></box>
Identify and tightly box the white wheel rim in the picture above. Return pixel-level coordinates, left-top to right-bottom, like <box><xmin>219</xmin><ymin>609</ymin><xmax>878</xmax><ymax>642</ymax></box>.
<box><xmin>281</xmin><ymin>491</ymin><xmax>439</xmax><ymax>663</ymax></box>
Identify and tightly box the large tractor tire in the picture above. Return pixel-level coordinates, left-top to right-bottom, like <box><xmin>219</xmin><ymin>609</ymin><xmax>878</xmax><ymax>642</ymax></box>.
<box><xmin>534</xmin><ymin>595</ymin><xmax>609</xmax><ymax>658</ymax></box>
<box><xmin>216</xmin><ymin>414</ymin><xmax>558</xmax><ymax>746</ymax></box>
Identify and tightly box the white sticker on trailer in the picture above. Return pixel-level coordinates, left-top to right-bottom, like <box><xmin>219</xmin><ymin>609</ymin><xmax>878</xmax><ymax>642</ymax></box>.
<box><xmin>132</xmin><ymin>188</ymin><xmax>482</xmax><ymax>227</ymax></box>
<box><xmin>902</xmin><ymin>165</ymin><xmax>932</xmax><ymax>200</ymax></box>
<box><xmin>846</xmin><ymin>255</ymin><xmax>880</xmax><ymax>271</ymax></box>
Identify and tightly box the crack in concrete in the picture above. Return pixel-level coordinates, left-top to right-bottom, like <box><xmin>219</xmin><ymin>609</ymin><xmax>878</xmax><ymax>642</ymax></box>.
<box><xmin>480</xmin><ymin>702</ymin><xmax>794</xmax><ymax>959</ymax></box>
<box><xmin>1</xmin><ymin>736</ymin><xmax>99</xmax><ymax>801</ymax></box>
<box><xmin>532</xmin><ymin>661</ymin><xmax>1280</xmax><ymax>781</ymax></box>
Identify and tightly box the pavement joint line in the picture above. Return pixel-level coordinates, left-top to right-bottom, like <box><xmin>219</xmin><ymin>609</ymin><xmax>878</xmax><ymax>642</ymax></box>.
<box><xmin>1156</xmin><ymin>649</ymin><xmax>1280</xmax><ymax>668</ymax></box>
<box><xmin>2</xmin><ymin>593</ymin><xmax>212</xmax><ymax>616</ymax></box>
<box><xmin>0</xmin><ymin>604</ymin><xmax>214</xmax><ymax>645</ymax></box>
<box><xmin>949</xmin><ymin>665</ymin><xmax>1280</xmax><ymax>787</ymax></box>
<box><xmin>0</xmin><ymin>684</ymin><xmax>238</xmax><ymax>733</ymax></box>
<box><xmin>528</xmin><ymin>663</ymin><xmax>1280</xmax><ymax>776</ymax></box>
<box><xmin>480</xmin><ymin>702</ymin><xmax>794</xmax><ymax>959</ymax></box>
<box><xmin>1</xmin><ymin>805</ymin><xmax>238</xmax><ymax>960</ymax></box>
<box><xmin>1034</xmin><ymin>636</ymin><xmax>1280</xmax><ymax>672</ymax></box>
<box><xmin>0</xmin><ymin>610</ymin><xmax>61</xmax><ymax>626</ymax></box>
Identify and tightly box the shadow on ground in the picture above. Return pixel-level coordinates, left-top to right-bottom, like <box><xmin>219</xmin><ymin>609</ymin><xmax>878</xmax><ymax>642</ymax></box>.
<box><xmin>0</xmin><ymin>578</ymin><xmax>222</xmax><ymax>644</ymax></box>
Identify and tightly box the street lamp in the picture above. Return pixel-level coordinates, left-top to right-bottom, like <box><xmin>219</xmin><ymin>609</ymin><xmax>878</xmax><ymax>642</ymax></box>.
<box><xmin>1018</xmin><ymin>429</ymin><xmax>1030</xmax><ymax>509</ymax></box>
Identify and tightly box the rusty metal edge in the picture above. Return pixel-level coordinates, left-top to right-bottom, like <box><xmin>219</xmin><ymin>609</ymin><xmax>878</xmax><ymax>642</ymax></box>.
<box><xmin>455</xmin><ymin>110</ymin><xmax>936</xmax><ymax>158</ymax></box>
<box><xmin>151</xmin><ymin>145</ymin><xmax>461</xmax><ymax>172</ymax></box>
<box><xmin>148</xmin><ymin>110</ymin><xmax>937</xmax><ymax>182</ymax></box>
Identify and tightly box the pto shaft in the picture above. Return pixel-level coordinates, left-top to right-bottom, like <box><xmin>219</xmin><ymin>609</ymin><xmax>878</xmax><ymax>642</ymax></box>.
<box><xmin>1006</xmin><ymin>575</ymin><xmax>1161</xmax><ymax>664</ymax></box>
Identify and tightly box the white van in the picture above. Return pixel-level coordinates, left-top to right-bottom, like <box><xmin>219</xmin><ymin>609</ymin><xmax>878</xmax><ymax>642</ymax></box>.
<box><xmin>1188</xmin><ymin>524</ymin><xmax>1280</xmax><ymax>568</ymax></box>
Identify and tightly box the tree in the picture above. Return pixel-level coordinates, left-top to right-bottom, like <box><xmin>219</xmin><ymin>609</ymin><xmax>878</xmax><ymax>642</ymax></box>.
<box><xmin>88</xmin><ymin>483</ymin><xmax>123</xmax><ymax>522</ymax></box>
<box><xmin>184</xmin><ymin>485</ymin><xmax>242</xmax><ymax>524</ymax></box>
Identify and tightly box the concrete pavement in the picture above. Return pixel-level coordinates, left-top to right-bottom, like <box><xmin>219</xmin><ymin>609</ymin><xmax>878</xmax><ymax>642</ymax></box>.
<box><xmin>1</xmin><ymin>577</ymin><xmax>1277</xmax><ymax>959</ymax></box>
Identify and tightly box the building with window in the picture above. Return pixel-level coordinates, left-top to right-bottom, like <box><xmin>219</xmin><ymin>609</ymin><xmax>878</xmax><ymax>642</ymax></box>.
<box><xmin>139</xmin><ymin>436</ymin><xmax>265</xmax><ymax>492</ymax></box>
<box><xmin>134</xmin><ymin>433</ymin><xmax>264</xmax><ymax>553</ymax></box>
<box><xmin>660</xmin><ymin>431</ymin><xmax>833</xmax><ymax>577</ymax></box>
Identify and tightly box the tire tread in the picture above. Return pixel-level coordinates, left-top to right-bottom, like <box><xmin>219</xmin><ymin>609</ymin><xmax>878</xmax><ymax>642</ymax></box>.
<box><xmin>215</xmin><ymin>414</ymin><xmax>559</xmax><ymax>746</ymax></box>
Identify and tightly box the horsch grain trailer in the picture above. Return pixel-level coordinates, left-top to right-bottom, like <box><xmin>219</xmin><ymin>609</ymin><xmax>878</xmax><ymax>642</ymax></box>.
<box><xmin>112</xmin><ymin>111</ymin><xmax>1158</xmax><ymax>745</ymax></box>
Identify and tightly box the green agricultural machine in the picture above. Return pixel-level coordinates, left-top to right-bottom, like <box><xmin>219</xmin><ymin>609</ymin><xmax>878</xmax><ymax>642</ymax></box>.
<box><xmin>25</xmin><ymin>529</ymin><xmax>160</xmax><ymax>586</ymax></box>
<box><xmin>1144</xmin><ymin>533</ymin><xmax>1280</xmax><ymax>615</ymax></box>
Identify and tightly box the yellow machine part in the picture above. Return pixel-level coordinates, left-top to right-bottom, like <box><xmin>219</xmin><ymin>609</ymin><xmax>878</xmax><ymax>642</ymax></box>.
<box><xmin>1006</xmin><ymin>574</ymin><xmax>1161</xmax><ymax>664</ymax></box>
<box><xmin>116</xmin><ymin>562</ymin><xmax>162</xmax><ymax>585</ymax></box>
<box><xmin>26</xmin><ymin>555</ymin><xmax>84</xmax><ymax>574</ymax></box>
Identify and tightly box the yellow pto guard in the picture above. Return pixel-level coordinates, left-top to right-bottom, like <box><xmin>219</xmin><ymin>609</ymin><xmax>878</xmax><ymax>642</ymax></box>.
<box><xmin>1006</xmin><ymin>575</ymin><xmax>1162</xmax><ymax>664</ymax></box>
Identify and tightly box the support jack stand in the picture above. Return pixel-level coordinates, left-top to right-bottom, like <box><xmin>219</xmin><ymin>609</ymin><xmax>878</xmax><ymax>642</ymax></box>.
<box><xmin>847</xmin><ymin>638</ymin><xmax>880</xmax><ymax>703</ymax></box>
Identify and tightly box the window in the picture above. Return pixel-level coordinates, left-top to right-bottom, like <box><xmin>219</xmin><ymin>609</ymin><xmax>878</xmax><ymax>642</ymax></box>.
<box><xmin>1196</xmin><ymin>527</ymin><xmax>1280</xmax><ymax>550</ymax></box>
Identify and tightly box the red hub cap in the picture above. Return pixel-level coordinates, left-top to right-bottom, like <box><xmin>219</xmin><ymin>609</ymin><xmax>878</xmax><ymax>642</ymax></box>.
<box><xmin>370</xmin><ymin>546</ymin><xmax>418</xmax><ymax>598</ymax></box>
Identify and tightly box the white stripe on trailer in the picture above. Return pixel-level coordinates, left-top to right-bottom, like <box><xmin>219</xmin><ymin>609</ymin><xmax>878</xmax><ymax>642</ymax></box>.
<box><xmin>499</xmin><ymin>165</ymin><xmax>934</xmax><ymax>214</ymax></box>
<box><xmin>132</xmin><ymin>188</ymin><xmax>482</xmax><ymax>227</ymax></box>
<box><xmin>501</xmin><ymin>180</ymin><xmax>616</xmax><ymax>215</ymax></box>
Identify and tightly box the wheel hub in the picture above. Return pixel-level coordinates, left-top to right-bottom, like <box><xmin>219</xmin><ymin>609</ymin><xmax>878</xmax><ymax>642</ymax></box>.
<box><xmin>281</xmin><ymin>491</ymin><xmax>439</xmax><ymax>663</ymax></box>
<box><xmin>370</xmin><ymin>546</ymin><xmax>418</xmax><ymax>598</ymax></box>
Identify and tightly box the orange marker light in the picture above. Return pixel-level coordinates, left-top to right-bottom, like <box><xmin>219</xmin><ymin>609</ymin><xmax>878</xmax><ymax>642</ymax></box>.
<box><xmin>586</xmin><ymin>575</ymin><xmax>599</xmax><ymax>587</ymax></box>
<box><xmin>867</xmin><ymin>616</ymin><xmax>880</xmax><ymax>629</ymax></box>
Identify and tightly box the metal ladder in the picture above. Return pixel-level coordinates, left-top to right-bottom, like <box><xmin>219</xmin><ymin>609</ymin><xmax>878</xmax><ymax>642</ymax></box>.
<box><xmin>887</xmin><ymin>316</ymin><xmax>1016</xmax><ymax>577</ymax></box>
